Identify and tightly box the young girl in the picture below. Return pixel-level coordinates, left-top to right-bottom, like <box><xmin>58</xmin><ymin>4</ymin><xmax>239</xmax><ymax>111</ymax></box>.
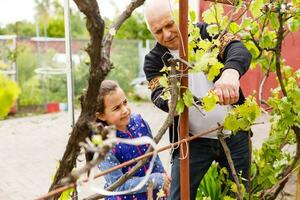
<box><xmin>96</xmin><ymin>80</ymin><xmax>170</xmax><ymax>200</ymax></box>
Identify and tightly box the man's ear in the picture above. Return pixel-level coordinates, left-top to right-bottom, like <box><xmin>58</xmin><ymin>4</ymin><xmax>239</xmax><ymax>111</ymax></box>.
<box><xmin>95</xmin><ymin>112</ymin><xmax>106</xmax><ymax>121</ymax></box>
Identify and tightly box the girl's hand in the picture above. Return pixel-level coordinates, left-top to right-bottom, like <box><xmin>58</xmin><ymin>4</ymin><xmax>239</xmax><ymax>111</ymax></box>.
<box><xmin>162</xmin><ymin>173</ymin><xmax>171</xmax><ymax>197</ymax></box>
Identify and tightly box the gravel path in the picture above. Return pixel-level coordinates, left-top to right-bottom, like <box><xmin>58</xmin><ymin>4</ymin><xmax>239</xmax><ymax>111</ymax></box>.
<box><xmin>0</xmin><ymin>102</ymin><xmax>296</xmax><ymax>199</ymax></box>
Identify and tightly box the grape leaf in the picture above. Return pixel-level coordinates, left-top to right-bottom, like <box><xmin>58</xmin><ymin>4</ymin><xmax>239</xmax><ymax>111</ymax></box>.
<box><xmin>202</xmin><ymin>90</ymin><xmax>219</xmax><ymax>111</ymax></box>
<box><xmin>269</xmin><ymin>12</ymin><xmax>279</xmax><ymax>30</ymax></box>
<box><xmin>202</xmin><ymin>3</ymin><xmax>223</xmax><ymax>24</ymax></box>
<box><xmin>224</xmin><ymin>96</ymin><xmax>260</xmax><ymax>132</ymax></box>
<box><xmin>159</xmin><ymin>75</ymin><xmax>169</xmax><ymax>88</ymax></box>
<box><xmin>183</xmin><ymin>88</ymin><xmax>194</xmax><ymax>107</ymax></box>
<box><xmin>250</xmin><ymin>0</ymin><xmax>264</xmax><ymax>18</ymax></box>
<box><xmin>91</xmin><ymin>135</ymin><xmax>103</xmax><ymax>146</ymax></box>
<box><xmin>229</xmin><ymin>22</ymin><xmax>240</xmax><ymax>34</ymax></box>
<box><xmin>207</xmin><ymin>61</ymin><xmax>224</xmax><ymax>81</ymax></box>
<box><xmin>176</xmin><ymin>98</ymin><xmax>185</xmax><ymax>114</ymax></box>
<box><xmin>189</xmin><ymin>10</ymin><xmax>196</xmax><ymax>22</ymax></box>
<box><xmin>207</xmin><ymin>24</ymin><xmax>219</xmax><ymax>37</ymax></box>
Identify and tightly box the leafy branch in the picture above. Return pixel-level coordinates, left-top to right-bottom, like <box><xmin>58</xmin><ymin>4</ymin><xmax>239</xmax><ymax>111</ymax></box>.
<box><xmin>218</xmin><ymin>131</ymin><xmax>243</xmax><ymax>200</ymax></box>
<box><xmin>234</xmin><ymin>0</ymin><xmax>300</xmax><ymax>198</ymax></box>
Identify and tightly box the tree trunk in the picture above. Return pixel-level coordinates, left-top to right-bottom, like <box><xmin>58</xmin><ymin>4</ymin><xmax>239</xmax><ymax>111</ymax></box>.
<box><xmin>48</xmin><ymin>1</ymin><xmax>107</xmax><ymax>199</ymax></box>
<box><xmin>48</xmin><ymin>0</ymin><xmax>146</xmax><ymax>199</ymax></box>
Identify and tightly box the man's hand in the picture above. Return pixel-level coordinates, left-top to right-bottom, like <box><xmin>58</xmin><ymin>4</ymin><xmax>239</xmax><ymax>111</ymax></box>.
<box><xmin>214</xmin><ymin>69</ymin><xmax>240</xmax><ymax>105</ymax></box>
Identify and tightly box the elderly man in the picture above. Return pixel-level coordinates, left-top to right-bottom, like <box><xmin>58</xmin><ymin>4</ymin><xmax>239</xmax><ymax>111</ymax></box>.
<box><xmin>143</xmin><ymin>0</ymin><xmax>252</xmax><ymax>199</ymax></box>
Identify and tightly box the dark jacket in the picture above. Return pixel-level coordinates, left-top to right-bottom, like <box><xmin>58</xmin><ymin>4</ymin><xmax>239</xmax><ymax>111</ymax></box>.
<box><xmin>143</xmin><ymin>22</ymin><xmax>252</xmax><ymax>143</ymax></box>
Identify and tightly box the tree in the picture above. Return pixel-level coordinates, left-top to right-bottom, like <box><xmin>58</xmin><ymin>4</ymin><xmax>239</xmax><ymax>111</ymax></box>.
<box><xmin>156</xmin><ymin>0</ymin><xmax>299</xmax><ymax>198</ymax></box>
<box><xmin>0</xmin><ymin>74</ymin><xmax>20</xmax><ymax>119</ymax></box>
<box><xmin>50</xmin><ymin>0</ymin><xmax>88</xmax><ymax>38</ymax></box>
<box><xmin>48</xmin><ymin>1</ymin><xmax>147</xmax><ymax>199</ymax></box>
<box><xmin>187</xmin><ymin>0</ymin><xmax>300</xmax><ymax>199</ymax></box>
<box><xmin>46</xmin><ymin>17</ymin><xmax>65</xmax><ymax>37</ymax></box>
<box><xmin>35</xmin><ymin>0</ymin><xmax>51</xmax><ymax>38</ymax></box>
<box><xmin>239</xmin><ymin>0</ymin><xmax>300</xmax><ymax>198</ymax></box>
<box><xmin>114</xmin><ymin>13</ymin><xmax>153</xmax><ymax>41</ymax></box>
<box><xmin>1</xmin><ymin>21</ymin><xmax>36</xmax><ymax>37</ymax></box>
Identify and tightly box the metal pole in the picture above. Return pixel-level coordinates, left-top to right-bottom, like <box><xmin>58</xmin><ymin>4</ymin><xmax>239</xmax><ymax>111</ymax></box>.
<box><xmin>35</xmin><ymin>15</ymin><xmax>48</xmax><ymax>109</ymax></box>
<box><xmin>12</xmin><ymin>35</ymin><xmax>19</xmax><ymax>111</ymax></box>
<box><xmin>63</xmin><ymin>0</ymin><xmax>75</xmax><ymax>128</ymax></box>
<box><xmin>179</xmin><ymin>0</ymin><xmax>190</xmax><ymax>199</ymax></box>
<box><xmin>35</xmin><ymin>15</ymin><xmax>41</xmax><ymax>60</ymax></box>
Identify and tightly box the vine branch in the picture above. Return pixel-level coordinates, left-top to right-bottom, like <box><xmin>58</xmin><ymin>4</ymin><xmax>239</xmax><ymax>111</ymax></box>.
<box><xmin>218</xmin><ymin>131</ymin><xmax>243</xmax><ymax>200</ymax></box>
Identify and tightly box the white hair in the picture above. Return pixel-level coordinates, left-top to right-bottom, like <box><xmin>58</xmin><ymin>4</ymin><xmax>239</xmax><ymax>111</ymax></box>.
<box><xmin>144</xmin><ymin>0</ymin><xmax>177</xmax><ymax>32</ymax></box>
<box><xmin>143</xmin><ymin>9</ymin><xmax>152</xmax><ymax>32</ymax></box>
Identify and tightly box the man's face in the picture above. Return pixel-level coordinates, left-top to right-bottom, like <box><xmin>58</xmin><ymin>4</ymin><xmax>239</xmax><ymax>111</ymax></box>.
<box><xmin>148</xmin><ymin>12</ymin><xmax>179</xmax><ymax>50</ymax></box>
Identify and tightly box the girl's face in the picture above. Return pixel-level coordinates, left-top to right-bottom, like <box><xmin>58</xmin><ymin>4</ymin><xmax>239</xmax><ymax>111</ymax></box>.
<box><xmin>96</xmin><ymin>87</ymin><xmax>131</xmax><ymax>132</ymax></box>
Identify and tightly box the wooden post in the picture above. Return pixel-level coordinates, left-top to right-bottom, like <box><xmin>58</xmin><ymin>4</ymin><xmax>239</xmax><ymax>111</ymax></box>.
<box><xmin>179</xmin><ymin>0</ymin><xmax>190</xmax><ymax>199</ymax></box>
<box><xmin>297</xmin><ymin>168</ymin><xmax>300</xmax><ymax>200</ymax></box>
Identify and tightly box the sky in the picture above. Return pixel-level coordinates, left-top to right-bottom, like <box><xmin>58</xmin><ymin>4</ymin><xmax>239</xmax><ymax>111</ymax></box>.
<box><xmin>0</xmin><ymin>0</ymin><xmax>36</xmax><ymax>26</ymax></box>
<box><xmin>0</xmin><ymin>0</ymin><xmax>131</xmax><ymax>26</ymax></box>
<box><xmin>0</xmin><ymin>0</ymin><xmax>198</xmax><ymax>27</ymax></box>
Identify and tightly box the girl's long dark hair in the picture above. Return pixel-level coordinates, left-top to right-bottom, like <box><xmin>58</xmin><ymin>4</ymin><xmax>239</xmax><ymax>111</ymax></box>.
<box><xmin>86</xmin><ymin>80</ymin><xmax>120</xmax><ymax>163</ymax></box>
<box><xmin>96</xmin><ymin>80</ymin><xmax>119</xmax><ymax>113</ymax></box>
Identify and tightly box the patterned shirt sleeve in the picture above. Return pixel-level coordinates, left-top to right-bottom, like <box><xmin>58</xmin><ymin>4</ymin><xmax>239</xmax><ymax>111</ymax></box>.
<box><xmin>98</xmin><ymin>152</ymin><xmax>165</xmax><ymax>193</ymax></box>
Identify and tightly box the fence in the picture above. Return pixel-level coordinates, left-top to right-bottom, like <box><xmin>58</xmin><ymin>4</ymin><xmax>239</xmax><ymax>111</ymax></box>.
<box><xmin>0</xmin><ymin>36</ymin><xmax>155</xmax><ymax>112</ymax></box>
<box><xmin>0</xmin><ymin>35</ymin><xmax>17</xmax><ymax>81</ymax></box>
